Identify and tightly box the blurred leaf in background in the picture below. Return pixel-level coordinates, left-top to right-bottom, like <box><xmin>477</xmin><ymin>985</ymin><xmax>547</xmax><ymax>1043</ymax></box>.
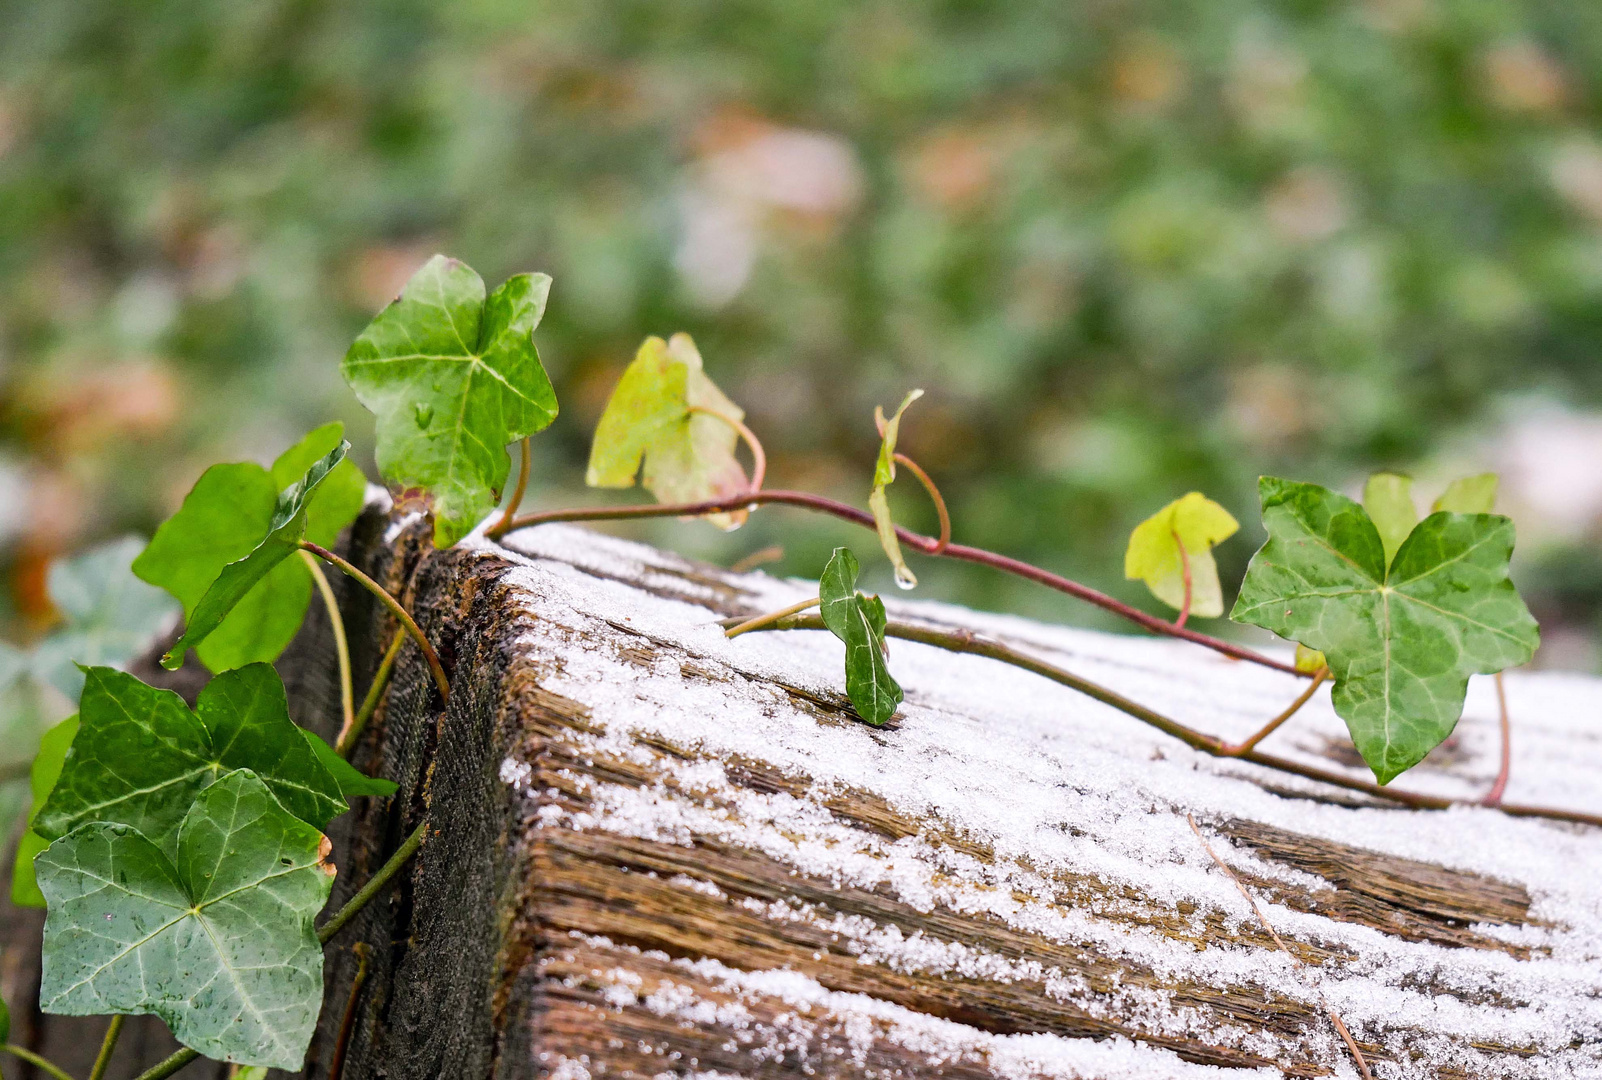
<box><xmin>0</xmin><ymin>0</ymin><xmax>1598</xmax><ymax>665</ymax></box>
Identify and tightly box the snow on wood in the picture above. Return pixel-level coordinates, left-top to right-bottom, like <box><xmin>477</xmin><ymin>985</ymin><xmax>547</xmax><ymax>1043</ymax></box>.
<box><xmin>321</xmin><ymin>518</ymin><xmax>1602</xmax><ymax>1079</ymax></box>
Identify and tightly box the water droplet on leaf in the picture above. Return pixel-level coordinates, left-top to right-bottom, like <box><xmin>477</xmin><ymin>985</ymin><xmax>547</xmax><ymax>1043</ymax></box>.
<box><xmin>893</xmin><ymin>565</ymin><xmax>917</xmax><ymax>590</ymax></box>
<box><xmin>414</xmin><ymin>403</ymin><xmax>433</xmax><ymax>429</ymax></box>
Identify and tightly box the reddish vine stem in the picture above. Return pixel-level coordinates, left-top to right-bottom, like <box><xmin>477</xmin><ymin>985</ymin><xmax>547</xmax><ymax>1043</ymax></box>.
<box><xmin>329</xmin><ymin>942</ymin><xmax>372</xmax><ymax>1080</ymax></box>
<box><xmin>893</xmin><ymin>452</ymin><xmax>950</xmax><ymax>553</ymax></box>
<box><xmin>1172</xmin><ymin>529</ymin><xmax>1192</xmax><ymax>630</ymax></box>
<box><xmin>299</xmin><ymin>541</ymin><xmax>450</xmax><ymax>702</ymax></box>
<box><xmin>487</xmin><ymin>437</ymin><xmax>532</xmax><ymax>539</ymax></box>
<box><xmin>1483</xmin><ymin>672</ymin><xmax>1512</xmax><ymax>807</ymax></box>
<box><xmin>500</xmin><ymin>491</ymin><xmax>1306</xmax><ymax>677</ymax></box>
<box><xmin>749</xmin><ymin>614</ymin><xmax>1602</xmax><ymax>829</ymax></box>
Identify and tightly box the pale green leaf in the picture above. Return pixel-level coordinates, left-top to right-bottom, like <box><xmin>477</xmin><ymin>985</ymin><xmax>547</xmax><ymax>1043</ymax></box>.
<box><xmin>161</xmin><ymin>439</ymin><xmax>348</xmax><ymax>669</ymax></box>
<box><xmin>1123</xmin><ymin>492</ymin><xmax>1239</xmax><ymax>618</ymax></box>
<box><xmin>36</xmin><ymin>664</ymin><xmax>353</xmax><ymax>854</ymax></box>
<box><xmin>588</xmin><ymin>333</ymin><xmax>749</xmax><ymax>529</ymax></box>
<box><xmin>135</xmin><ymin>426</ymin><xmax>364</xmax><ymax>672</ymax></box>
<box><xmin>1434</xmin><ymin>473</ymin><xmax>1498</xmax><ymax>515</ymax></box>
<box><xmin>342</xmin><ymin>255</ymin><xmax>558</xmax><ymax>547</ymax></box>
<box><xmin>867</xmin><ymin>390</ymin><xmax>924</xmax><ymax>589</ymax></box>
<box><xmin>1363</xmin><ymin>472</ymin><xmax>1418</xmax><ymax>567</ymax></box>
<box><xmin>37</xmin><ymin>770</ymin><xmax>333</xmax><ymax>1069</ymax></box>
<box><xmin>818</xmin><ymin>548</ymin><xmax>902</xmax><ymax>726</ymax></box>
<box><xmin>1231</xmin><ymin>477</ymin><xmax>1539</xmax><ymax>784</ymax></box>
<box><xmin>30</xmin><ymin>538</ymin><xmax>179</xmax><ymax>701</ymax></box>
<box><xmin>302</xmin><ymin>729</ymin><xmax>397</xmax><ymax>798</ymax></box>
<box><xmin>10</xmin><ymin>713</ymin><xmax>79</xmax><ymax>908</ymax></box>
<box><xmin>1293</xmin><ymin>643</ymin><xmax>1328</xmax><ymax>674</ymax></box>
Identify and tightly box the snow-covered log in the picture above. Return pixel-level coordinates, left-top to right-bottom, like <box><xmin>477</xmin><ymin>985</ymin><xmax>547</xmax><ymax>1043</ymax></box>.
<box><xmin>303</xmin><ymin>512</ymin><xmax>1602</xmax><ymax>1080</ymax></box>
<box><xmin>6</xmin><ymin>508</ymin><xmax>1602</xmax><ymax>1079</ymax></box>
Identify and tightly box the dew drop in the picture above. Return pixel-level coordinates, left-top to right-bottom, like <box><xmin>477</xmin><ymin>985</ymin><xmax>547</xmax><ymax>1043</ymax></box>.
<box><xmin>414</xmin><ymin>402</ymin><xmax>434</xmax><ymax>429</ymax></box>
<box><xmin>893</xmin><ymin>566</ymin><xmax>918</xmax><ymax>590</ymax></box>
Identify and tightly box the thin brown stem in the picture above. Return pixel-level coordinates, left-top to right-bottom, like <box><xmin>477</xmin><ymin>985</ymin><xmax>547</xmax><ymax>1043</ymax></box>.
<box><xmin>329</xmin><ymin>943</ymin><xmax>372</xmax><ymax>1080</ymax></box>
<box><xmin>302</xmin><ymin>550</ymin><xmax>355</xmax><ymax>739</ymax></box>
<box><xmin>486</xmin><ymin>437</ymin><xmax>532</xmax><ymax>539</ymax></box>
<box><xmin>0</xmin><ymin>759</ymin><xmax>31</xmax><ymax>785</ymax></box>
<box><xmin>3</xmin><ymin>1045</ymin><xmax>77</xmax><ymax>1080</ymax></box>
<box><xmin>1186</xmin><ymin>815</ymin><xmax>1374</xmax><ymax>1080</ymax></box>
<box><xmin>741</xmin><ymin>614</ymin><xmax>1602</xmax><ymax>828</ymax></box>
<box><xmin>500</xmin><ymin>491</ymin><xmax>1306</xmax><ymax>677</ymax></box>
<box><xmin>1221</xmin><ymin>668</ymin><xmax>1329</xmax><ymax>757</ymax></box>
<box><xmin>339</xmin><ymin>629</ymin><xmax>406</xmax><ymax>757</ymax></box>
<box><xmin>687</xmin><ymin>406</ymin><xmax>766</xmax><ymax>493</ymax></box>
<box><xmin>1483</xmin><ymin>671</ymin><xmax>1512</xmax><ymax>807</ymax></box>
<box><xmin>299</xmin><ymin>542</ymin><xmax>450</xmax><ymax>703</ymax></box>
<box><xmin>725</xmin><ymin>597</ymin><xmax>820</xmax><ymax>639</ymax></box>
<box><xmin>1172</xmin><ymin>530</ymin><xmax>1192</xmax><ymax>630</ymax></box>
<box><xmin>893</xmin><ymin>452</ymin><xmax>950</xmax><ymax>553</ymax></box>
<box><xmin>730</xmin><ymin>545</ymin><xmax>785</xmax><ymax>573</ymax></box>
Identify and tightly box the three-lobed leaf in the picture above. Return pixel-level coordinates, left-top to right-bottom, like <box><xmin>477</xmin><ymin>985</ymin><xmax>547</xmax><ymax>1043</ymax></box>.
<box><xmin>36</xmin><ymin>664</ymin><xmax>390</xmax><ymax>855</ymax></box>
<box><xmin>1231</xmin><ymin>477</ymin><xmax>1538</xmax><ymax>783</ymax></box>
<box><xmin>157</xmin><ymin>435</ymin><xmax>352</xmax><ymax>670</ymax></box>
<box><xmin>818</xmin><ymin>548</ymin><xmax>902</xmax><ymax>726</ymax></box>
<box><xmin>1124</xmin><ymin>492</ymin><xmax>1239</xmax><ymax>618</ymax></box>
<box><xmin>868</xmin><ymin>390</ymin><xmax>923</xmax><ymax>590</ymax></box>
<box><xmin>136</xmin><ymin>424</ymin><xmax>364</xmax><ymax>672</ymax></box>
<box><xmin>10</xmin><ymin>714</ymin><xmax>79</xmax><ymax>908</ymax></box>
<box><xmin>37</xmin><ymin>770</ymin><xmax>333</xmax><ymax>1069</ymax></box>
<box><xmin>587</xmin><ymin>333</ymin><xmax>749</xmax><ymax>529</ymax></box>
<box><xmin>342</xmin><ymin>255</ymin><xmax>558</xmax><ymax>547</ymax></box>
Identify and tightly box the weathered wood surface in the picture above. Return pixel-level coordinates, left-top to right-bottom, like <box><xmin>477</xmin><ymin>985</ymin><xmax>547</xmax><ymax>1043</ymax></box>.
<box><xmin>6</xmin><ymin>505</ymin><xmax>1602</xmax><ymax>1078</ymax></box>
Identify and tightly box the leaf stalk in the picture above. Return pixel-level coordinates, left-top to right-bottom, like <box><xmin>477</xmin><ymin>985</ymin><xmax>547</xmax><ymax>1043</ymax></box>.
<box><xmin>893</xmin><ymin>452</ymin><xmax>950</xmax><ymax>553</ymax></box>
<box><xmin>298</xmin><ymin>542</ymin><xmax>450</xmax><ymax>703</ymax></box>
<box><xmin>1219</xmin><ymin>668</ymin><xmax>1329</xmax><ymax>757</ymax></box>
<box><xmin>1171</xmin><ymin>529</ymin><xmax>1192</xmax><ymax>630</ymax></box>
<box><xmin>724</xmin><ymin>597</ymin><xmax>820</xmax><ymax>639</ymax></box>
<box><xmin>301</xmin><ymin>550</ymin><xmax>355</xmax><ymax>740</ymax></box>
<box><xmin>318</xmin><ymin>820</ymin><xmax>429</xmax><ymax>945</ymax></box>
<box><xmin>686</xmin><ymin>405</ymin><xmax>766</xmax><ymax>494</ymax></box>
<box><xmin>3</xmin><ymin>1045</ymin><xmax>78</xmax><ymax>1080</ymax></box>
<box><xmin>486</xmin><ymin>437</ymin><xmax>532</xmax><ymax>540</ymax></box>
<box><xmin>339</xmin><ymin>629</ymin><xmax>405</xmax><ymax>757</ymax></box>
<box><xmin>88</xmin><ymin>1015</ymin><xmax>125</xmax><ymax>1080</ymax></box>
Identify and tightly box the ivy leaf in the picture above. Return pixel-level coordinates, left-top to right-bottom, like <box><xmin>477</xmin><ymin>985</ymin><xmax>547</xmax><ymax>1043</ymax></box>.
<box><xmin>0</xmin><ymin>989</ymin><xmax>7</xmax><ymax>1046</ymax></box>
<box><xmin>1434</xmin><ymin>472</ymin><xmax>1498</xmax><ymax>514</ymax></box>
<box><xmin>818</xmin><ymin>548</ymin><xmax>902</xmax><ymax>726</ymax></box>
<box><xmin>31</xmin><ymin>538</ymin><xmax>178</xmax><ymax>701</ymax></box>
<box><xmin>135</xmin><ymin>424</ymin><xmax>365</xmax><ymax>672</ymax></box>
<box><xmin>303</xmin><ymin>729</ymin><xmax>397</xmax><ymax>799</ymax></box>
<box><xmin>868</xmin><ymin>390</ymin><xmax>923</xmax><ymax>590</ymax></box>
<box><xmin>1123</xmin><ymin>492</ymin><xmax>1239</xmax><ymax>618</ymax></box>
<box><xmin>1294</xmin><ymin>643</ymin><xmax>1327</xmax><ymax>674</ymax></box>
<box><xmin>341</xmin><ymin>255</ymin><xmax>558</xmax><ymax>547</ymax></box>
<box><xmin>36</xmin><ymin>664</ymin><xmax>357</xmax><ymax>854</ymax></box>
<box><xmin>37</xmin><ymin>770</ymin><xmax>333</xmax><ymax>1070</ymax></box>
<box><xmin>1231</xmin><ymin>477</ymin><xmax>1539</xmax><ymax>783</ymax></box>
<box><xmin>158</xmin><ymin>438</ymin><xmax>349</xmax><ymax>670</ymax></box>
<box><xmin>10</xmin><ymin>713</ymin><xmax>78</xmax><ymax>908</ymax></box>
<box><xmin>587</xmin><ymin>333</ymin><xmax>749</xmax><ymax>530</ymax></box>
<box><xmin>1363</xmin><ymin>472</ymin><xmax>1417</xmax><ymax>567</ymax></box>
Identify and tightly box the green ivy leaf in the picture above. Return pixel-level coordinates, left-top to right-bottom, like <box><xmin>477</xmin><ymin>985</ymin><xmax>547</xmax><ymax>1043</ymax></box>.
<box><xmin>302</xmin><ymin>729</ymin><xmax>398</xmax><ymax>798</ymax></box>
<box><xmin>10</xmin><ymin>713</ymin><xmax>78</xmax><ymax>908</ymax></box>
<box><xmin>341</xmin><ymin>255</ymin><xmax>558</xmax><ymax>547</ymax></box>
<box><xmin>31</xmin><ymin>537</ymin><xmax>179</xmax><ymax>701</ymax></box>
<box><xmin>1123</xmin><ymin>492</ymin><xmax>1239</xmax><ymax>618</ymax></box>
<box><xmin>1362</xmin><ymin>472</ymin><xmax>1417</xmax><ymax>567</ymax></box>
<box><xmin>158</xmin><ymin>437</ymin><xmax>349</xmax><ymax>670</ymax></box>
<box><xmin>0</xmin><ymin>987</ymin><xmax>7</xmax><ymax>1046</ymax></box>
<box><xmin>1434</xmin><ymin>472</ymin><xmax>1498</xmax><ymax>514</ymax></box>
<box><xmin>1231</xmin><ymin>477</ymin><xmax>1539</xmax><ymax>783</ymax></box>
<box><xmin>868</xmin><ymin>389</ymin><xmax>923</xmax><ymax>590</ymax></box>
<box><xmin>37</xmin><ymin>770</ymin><xmax>333</xmax><ymax>1070</ymax></box>
<box><xmin>135</xmin><ymin>424</ymin><xmax>364</xmax><ymax>672</ymax></box>
<box><xmin>36</xmin><ymin>664</ymin><xmax>359</xmax><ymax>854</ymax></box>
<box><xmin>587</xmin><ymin>333</ymin><xmax>749</xmax><ymax>529</ymax></box>
<box><xmin>818</xmin><ymin>548</ymin><xmax>902</xmax><ymax>726</ymax></box>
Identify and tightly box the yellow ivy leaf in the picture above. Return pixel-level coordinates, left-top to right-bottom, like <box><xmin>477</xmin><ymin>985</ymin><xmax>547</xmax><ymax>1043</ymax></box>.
<box><xmin>868</xmin><ymin>390</ymin><xmax>923</xmax><ymax>589</ymax></box>
<box><xmin>1124</xmin><ymin>492</ymin><xmax>1239</xmax><ymax>618</ymax></box>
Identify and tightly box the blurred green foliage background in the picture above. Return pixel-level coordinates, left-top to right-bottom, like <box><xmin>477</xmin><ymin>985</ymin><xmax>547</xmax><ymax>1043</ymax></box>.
<box><xmin>1</xmin><ymin>0</ymin><xmax>1600</xmax><ymax>667</ymax></box>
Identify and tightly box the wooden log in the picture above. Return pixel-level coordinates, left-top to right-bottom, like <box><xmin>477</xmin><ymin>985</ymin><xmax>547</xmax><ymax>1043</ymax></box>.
<box><xmin>6</xmin><ymin>505</ymin><xmax>1602</xmax><ymax>1078</ymax></box>
<box><xmin>303</xmin><ymin>511</ymin><xmax>1602</xmax><ymax>1079</ymax></box>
